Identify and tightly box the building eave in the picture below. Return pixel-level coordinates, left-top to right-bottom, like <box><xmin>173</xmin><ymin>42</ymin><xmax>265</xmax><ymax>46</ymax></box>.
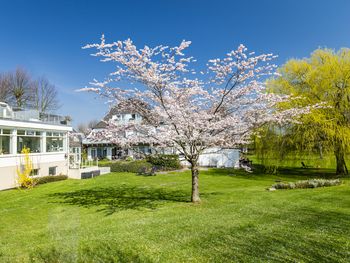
<box><xmin>0</xmin><ymin>118</ymin><xmax>73</xmax><ymax>131</ymax></box>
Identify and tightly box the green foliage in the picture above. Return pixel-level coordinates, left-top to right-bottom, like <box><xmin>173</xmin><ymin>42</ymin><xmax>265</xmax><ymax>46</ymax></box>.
<box><xmin>146</xmin><ymin>154</ymin><xmax>182</xmax><ymax>170</ymax></box>
<box><xmin>260</xmin><ymin>48</ymin><xmax>350</xmax><ymax>174</ymax></box>
<box><xmin>125</xmin><ymin>156</ymin><xmax>134</xmax><ymax>162</ymax></box>
<box><xmin>100</xmin><ymin>160</ymin><xmax>152</xmax><ymax>173</ymax></box>
<box><xmin>271</xmin><ymin>179</ymin><xmax>341</xmax><ymax>190</ymax></box>
<box><xmin>35</xmin><ymin>175</ymin><xmax>68</xmax><ymax>185</ymax></box>
<box><xmin>81</xmin><ymin>148</ymin><xmax>88</xmax><ymax>162</ymax></box>
<box><xmin>100</xmin><ymin>155</ymin><xmax>181</xmax><ymax>173</ymax></box>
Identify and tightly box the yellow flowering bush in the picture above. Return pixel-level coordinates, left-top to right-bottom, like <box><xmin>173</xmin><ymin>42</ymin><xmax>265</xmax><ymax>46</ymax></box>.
<box><xmin>17</xmin><ymin>147</ymin><xmax>35</xmax><ymax>189</ymax></box>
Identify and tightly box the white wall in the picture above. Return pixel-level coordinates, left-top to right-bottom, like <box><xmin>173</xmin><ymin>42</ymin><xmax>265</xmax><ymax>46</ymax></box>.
<box><xmin>0</xmin><ymin>152</ymin><xmax>67</xmax><ymax>168</ymax></box>
<box><xmin>180</xmin><ymin>148</ymin><xmax>240</xmax><ymax>168</ymax></box>
<box><xmin>0</xmin><ymin>115</ymin><xmax>73</xmax><ymax>190</ymax></box>
<box><xmin>0</xmin><ymin>153</ymin><xmax>69</xmax><ymax>190</ymax></box>
<box><xmin>198</xmin><ymin>148</ymin><xmax>239</xmax><ymax>168</ymax></box>
<box><xmin>68</xmin><ymin>166</ymin><xmax>111</xmax><ymax>179</ymax></box>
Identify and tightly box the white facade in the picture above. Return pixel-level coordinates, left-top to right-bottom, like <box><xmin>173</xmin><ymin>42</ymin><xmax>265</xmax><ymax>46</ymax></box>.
<box><xmin>110</xmin><ymin>113</ymin><xmax>142</xmax><ymax>125</ymax></box>
<box><xmin>198</xmin><ymin>147</ymin><xmax>240</xmax><ymax>168</ymax></box>
<box><xmin>0</xmin><ymin>105</ymin><xmax>72</xmax><ymax>190</ymax></box>
<box><xmin>84</xmin><ymin>112</ymin><xmax>150</xmax><ymax>160</ymax></box>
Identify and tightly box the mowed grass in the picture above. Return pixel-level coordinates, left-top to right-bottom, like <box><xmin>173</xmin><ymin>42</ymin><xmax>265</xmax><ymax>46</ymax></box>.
<box><xmin>0</xmin><ymin>168</ymin><xmax>349</xmax><ymax>262</ymax></box>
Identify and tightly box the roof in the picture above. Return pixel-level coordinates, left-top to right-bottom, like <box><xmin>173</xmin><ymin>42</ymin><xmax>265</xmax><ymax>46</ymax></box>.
<box><xmin>69</xmin><ymin>132</ymin><xmax>84</xmax><ymax>147</ymax></box>
<box><xmin>102</xmin><ymin>99</ymin><xmax>150</xmax><ymax>123</ymax></box>
<box><xmin>94</xmin><ymin>121</ymin><xmax>108</xmax><ymax>129</ymax></box>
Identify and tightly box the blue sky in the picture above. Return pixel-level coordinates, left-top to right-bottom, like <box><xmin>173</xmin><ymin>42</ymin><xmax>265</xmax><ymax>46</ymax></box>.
<box><xmin>1</xmin><ymin>0</ymin><xmax>350</xmax><ymax>127</ymax></box>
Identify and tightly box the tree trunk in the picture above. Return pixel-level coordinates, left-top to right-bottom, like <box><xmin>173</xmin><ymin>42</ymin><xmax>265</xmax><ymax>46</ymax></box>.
<box><xmin>191</xmin><ymin>165</ymin><xmax>200</xmax><ymax>203</ymax></box>
<box><xmin>335</xmin><ymin>140</ymin><xmax>348</xmax><ymax>176</ymax></box>
<box><xmin>318</xmin><ymin>142</ymin><xmax>323</xmax><ymax>160</ymax></box>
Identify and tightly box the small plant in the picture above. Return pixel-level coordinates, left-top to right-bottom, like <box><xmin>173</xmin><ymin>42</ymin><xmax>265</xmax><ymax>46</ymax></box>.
<box><xmin>16</xmin><ymin>147</ymin><xmax>35</xmax><ymax>189</ymax></box>
<box><xmin>271</xmin><ymin>179</ymin><xmax>341</xmax><ymax>190</ymax></box>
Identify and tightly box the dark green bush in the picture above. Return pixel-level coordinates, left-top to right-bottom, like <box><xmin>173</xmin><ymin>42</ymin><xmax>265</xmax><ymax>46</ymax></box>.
<box><xmin>99</xmin><ymin>155</ymin><xmax>181</xmax><ymax>173</ymax></box>
<box><xmin>146</xmin><ymin>154</ymin><xmax>181</xmax><ymax>170</ymax></box>
<box><xmin>35</xmin><ymin>175</ymin><xmax>68</xmax><ymax>185</ymax></box>
<box><xmin>100</xmin><ymin>160</ymin><xmax>152</xmax><ymax>173</ymax></box>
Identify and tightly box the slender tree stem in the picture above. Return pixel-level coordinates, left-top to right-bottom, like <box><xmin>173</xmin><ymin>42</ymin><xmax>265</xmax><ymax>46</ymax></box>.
<box><xmin>191</xmin><ymin>165</ymin><xmax>200</xmax><ymax>203</ymax></box>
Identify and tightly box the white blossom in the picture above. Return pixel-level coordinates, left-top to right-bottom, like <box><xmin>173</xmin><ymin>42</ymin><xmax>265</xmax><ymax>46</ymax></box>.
<box><xmin>82</xmin><ymin>36</ymin><xmax>311</xmax><ymax>165</ymax></box>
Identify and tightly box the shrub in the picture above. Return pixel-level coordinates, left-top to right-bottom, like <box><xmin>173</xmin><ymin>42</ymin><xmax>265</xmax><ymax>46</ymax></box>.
<box><xmin>146</xmin><ymin>154</ymin><xmax>181</xmax><ymax>170</ymax></box>
<box><xmin>99</xmin><ymin>155</ymin><xmax>181</xmax><ymax>173</ymax></box>
<box><xmin>35</xmin><ymin>175</ymin><xmax>68</xmax><ymax>185</ymax></box>
<box><xmin>17</xmin><ymin>147</ymin><xmax>35</xmax><ymax>189</ymax></box>
<box><xmin>271</xmin><ymin>179</ymin><xmax>341</xmax><ymax>190</ymax></box>
<box><xmin>271</xmin><ymin>182</ymin><xmax>295</xmax><ymax>189</ymax></box>
<box><xmin>125</xmin><ymin>156</ymin><xmax>134</xmax><ymax>162</ymax></box>
<box><xmin>100</xmin><ymin>160</ymin><xmax>152</xmax><ymax>173</ymax></box>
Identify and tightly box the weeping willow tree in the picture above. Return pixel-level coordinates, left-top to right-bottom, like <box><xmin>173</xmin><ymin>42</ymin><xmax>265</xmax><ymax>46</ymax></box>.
<box><xmin>253</xmin><ymin>122</ymin><xmax>330</xmax><ymax>173</ymax></box>
<box><xmin>258</xmin><ymin>48</ymin><xmax>350</xmax><ymax>175</ymax></box>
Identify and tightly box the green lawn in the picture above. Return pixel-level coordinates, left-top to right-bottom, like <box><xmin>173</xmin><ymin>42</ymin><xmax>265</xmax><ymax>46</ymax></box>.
<box><xmin>250</xmin><ymin>153</ymin><xmax>350</xmax><ymax>170</ymax></box>
<box><xmin>0</xmin><ymin>168</ymin><xmax>349</xmax><ymax>262</ymax></box>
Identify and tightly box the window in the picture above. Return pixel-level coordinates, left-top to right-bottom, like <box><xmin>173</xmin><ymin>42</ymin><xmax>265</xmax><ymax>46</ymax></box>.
<box><xmin>91</xmin><ymin>148</ymin><xmax>96</xmax><ymax>158</ymax></box>
<box><xmin>30</xmin><ymin>168</ymin><xmax>39</xmax><ymax>176</ymax></box>
<box><xmin>49</xmin><ymin>167</ymin><xmax>56</xmax><ymax>176</ymax></box>
<box><xmin>47</xmin><ymin>132</ymin><xmax>64</xmax><ymax>152</ymax></box>
<box><xmin>0</xmin><ymin>129</ymin><xmax>11</xmax><ymax>155</ymax></box>
<box><xmin>17</xmin><ymin>130</ymin><xmax>25</xmax><ymax>136</ymax></box>
<box><xmin>70</xmin><ymin>147</ymin><xmax>80</xmax><ymax>154</ymax></box>
<box><xmin>112</xmin><ymin>114</ymin><xmax>120</xmax><ymax>120</ymax></box>
<box><xmin>17</xmin><ymin>130</ymin><xmax>41</xmax><ymax>153</ymax></box>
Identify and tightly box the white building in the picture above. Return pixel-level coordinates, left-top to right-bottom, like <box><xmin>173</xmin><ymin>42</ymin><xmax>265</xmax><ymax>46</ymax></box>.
<box><xmin>0</xmin><ymin>103</ymin><xmax>72</xmax><ymax>190</ymax></box>
<box><xmin>84</xmin><ymin>103</ymin><xmax>240</xmax><ymax>167</ymax></box>
<box><xmin>84</xmin><ymin>105</ymin><xmax>153</xmax><ymax>160</ymax></box>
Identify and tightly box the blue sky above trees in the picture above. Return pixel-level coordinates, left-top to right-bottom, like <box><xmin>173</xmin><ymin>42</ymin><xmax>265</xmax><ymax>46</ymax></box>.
<box><xmin>1</xmin><ymin>0</ymin><xmax>349</xmax><ymax>126</ymax></box>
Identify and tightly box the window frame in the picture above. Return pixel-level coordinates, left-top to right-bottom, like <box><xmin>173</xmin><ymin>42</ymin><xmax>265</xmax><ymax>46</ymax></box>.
<box><xmin>30</xmin><ymin>168</ymin><xmax>39</xmax><ymax>177</ymax></box>
<box><xmin>0</xmin><ymin>129</ymin><xmax>11</xmax><ymax>155</ymax></box>
<box><xmin>49</xmin><ymin>166</ymin><xmax>57</xmax><ymax>176</ymax></box>
<box><xmin>46</xmin><ymin>131</ymin><xmax>65</xmax><ymax>152</ymax></box>
<box><xmin>17</xmin><ymin>130</ymin><xmax>42</xmax><ymax>154</ymax></box>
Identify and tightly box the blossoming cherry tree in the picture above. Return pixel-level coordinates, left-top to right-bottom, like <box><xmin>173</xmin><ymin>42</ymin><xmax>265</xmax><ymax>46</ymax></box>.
<box><xmin>82</xmin><ymin>35</ymin><xmax>308</xmax><ymax>203</ymax></box>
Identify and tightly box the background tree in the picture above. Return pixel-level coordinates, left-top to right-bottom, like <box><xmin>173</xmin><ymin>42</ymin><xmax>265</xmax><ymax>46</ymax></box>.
<box><xmin>0</xmin><ymin>73</ymin><xmax>11</xmax><ymax>102</ymax></box>
<box><xmin>267</xmin><ymin>48</ymin><xmax>350</xmax><ymax>175</ymax></box>
<box><xmin>32</xmin><ymin>77</ymin><xmax>61</xmax><ymax>113</ymax></box>
<box><xmin>82</xmin><ymin>36</ymin><xmax>310</xmax><ymax>202</ymax></box>
<box><xmin>6</xmin><ymin>68</ymin><xmax>33</xmax><ymax>108</ymax></box>
<box><xmin>0</xmin><ymin>68</ymin><xmax>61</xmax><ymax>113</ymax></box>
<box><xmin>77</xmin><ymin>119</ymin><xmax>98</xmax><ymax>135</ymax></box>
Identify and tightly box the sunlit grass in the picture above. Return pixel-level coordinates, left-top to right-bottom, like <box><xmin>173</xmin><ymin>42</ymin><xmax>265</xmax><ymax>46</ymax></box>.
<box><xmin>0</xmin><ymin>168</ymin><xmax>349</xmax><ymax>262</ymax></box>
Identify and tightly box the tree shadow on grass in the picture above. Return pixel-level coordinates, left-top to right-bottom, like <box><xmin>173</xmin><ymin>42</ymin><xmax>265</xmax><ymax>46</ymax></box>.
<box><xmin>49</xmin><ymin>185</ymin><xmax>191</xmax><ymax>215</ymax></box>
<box><xmin>277</xmin><ymin>167</ymin><xmax>338</xmax><ymax>178</ymax></box>
<box><xmin>208</xmin><ymin>166</ymin><xmax>339</xmax><ymax>180</ymax></box>
<box><xmin>194</xmin><ymin>208</ymin><xmax>350</xmax><ymax>262</ymax></box>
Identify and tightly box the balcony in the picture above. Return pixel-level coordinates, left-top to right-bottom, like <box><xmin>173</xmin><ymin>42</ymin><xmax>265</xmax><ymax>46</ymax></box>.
<box><xmin>0</xmin><ymin>102</ymin><xmax>71</xmax><ymax>126</ymax></box>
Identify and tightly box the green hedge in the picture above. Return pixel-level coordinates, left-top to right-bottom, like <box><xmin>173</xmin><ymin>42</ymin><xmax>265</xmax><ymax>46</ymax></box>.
<box><xmin>146</xmin><ymin>154</ymin><xmax>181</xmax><ymax>170</ymax></box>
<box><xmin>35</xmin><ymin>175</ymin><xmax>68</xmax><ymax>185</ymax></box>
<box><xmin>100</xmin><ymin>160</ymin><xmax>152</xmax><ymax>173</ymax></box>
<box><xmin>99</xmin><ymin>155</ymin><xmax>182</xmax><ymax>173</ymax></box>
